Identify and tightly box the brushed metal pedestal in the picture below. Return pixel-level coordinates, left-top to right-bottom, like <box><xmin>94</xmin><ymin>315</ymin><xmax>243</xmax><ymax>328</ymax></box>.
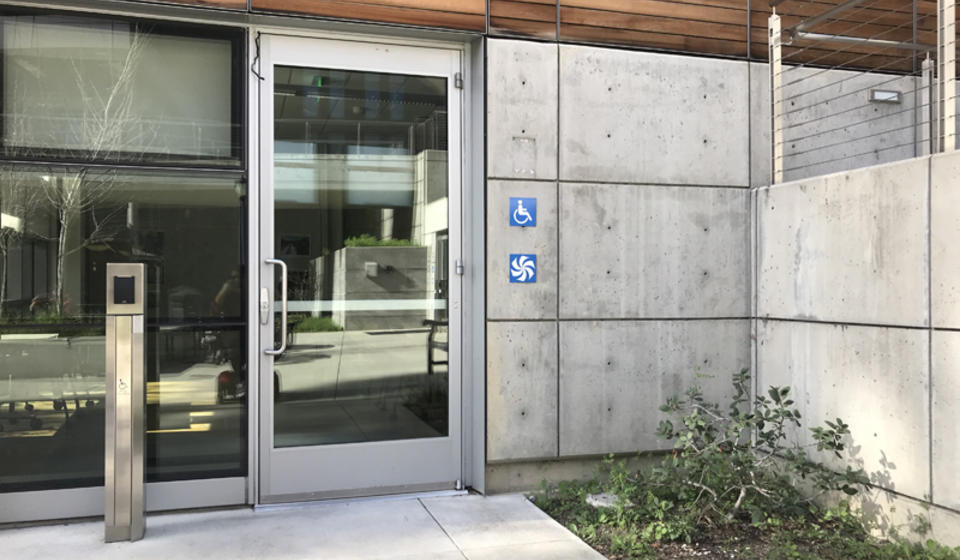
<box><xmin>104</xmin><ymin>263</ymin><xmax>146</xmax><ymax>542</ymax></box>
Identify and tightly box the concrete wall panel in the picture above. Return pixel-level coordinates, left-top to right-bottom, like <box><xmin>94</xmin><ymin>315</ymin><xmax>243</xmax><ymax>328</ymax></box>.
<box><xmin>487</xmin><ymin>321</ymin><xmax>558</xmax><ymax>461</ymax></box>
<box><xmin>844</xmin><ymin>486</ymin><xmax>960</xmax><ymax>547</ymax></box>
<box><xmin>559</xmin><ymin>183</ymin><xmax>749</xmax><ymax>319</ymax></box>
<box><xmin>757</xmin><ymin>320</ymin><xmax>930</xmax><ymax>499</ymax></box>
<box><xmin>559</xmin><ymin>45</ymin><xmax>749</xmax><ymax>187</ymax></box>
<box><xmin>487</xmin><ymin>39</ymin><xmax>558</xmax><ymax>180</ymax></box>
<box><xmin>757</xmin><ymin>157</ymin><xmax>929</xmax><ymax>326</ymax></box>
<box><xmin>559</xmin><ymin>320</ymin><xmax>750</xmax><ymax>456</ymax></box>
<box><xmin>932</xmin><ymin>330</ymin><xmax>960</xmax><ymax>510</ymax></box>
<box><xmin>487</xmin><ymin>180</ymin><xmax>558</xmax><ymax>320</ymax></box>
<box><xmin>932</xmin><ymin>150</ymin><xmax>960</xmax><ymax>328</ymax></box>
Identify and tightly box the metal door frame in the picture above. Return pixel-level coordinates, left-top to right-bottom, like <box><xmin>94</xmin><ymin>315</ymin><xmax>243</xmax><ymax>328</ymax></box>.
<box><xmin>251</xmin><ymin>32</ymin><xmax>471</xmax><ymax>504</ymax></box>
<box><xmin>0</xmin><ymin>479</ymin><xmax>247</xmax><ymax>524</ymax></box>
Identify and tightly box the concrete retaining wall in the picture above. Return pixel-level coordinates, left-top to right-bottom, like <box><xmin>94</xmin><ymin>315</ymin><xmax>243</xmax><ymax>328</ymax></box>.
<box><xmin>756</xmin><ymin>150</ymin><xmax>960</xmax><ymax>545</ymax></box>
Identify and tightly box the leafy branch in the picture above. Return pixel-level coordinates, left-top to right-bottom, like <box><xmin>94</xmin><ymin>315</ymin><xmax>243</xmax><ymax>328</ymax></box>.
<box><xmin>654</xmin><ymin>369</ymin><xmax>870</xmax><ymax>525</ymax></box>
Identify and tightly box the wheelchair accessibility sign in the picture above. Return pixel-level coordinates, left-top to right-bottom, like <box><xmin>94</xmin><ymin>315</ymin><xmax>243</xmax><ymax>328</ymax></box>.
<box><xmin>509</xmin><ymin>197</ymin><xmax>537</xmax><ymax>227</ymax></box>
<box><xmin>509</xmin><ymin>254</ymin><xmax>537</xmax><ymax>283</ymax></box>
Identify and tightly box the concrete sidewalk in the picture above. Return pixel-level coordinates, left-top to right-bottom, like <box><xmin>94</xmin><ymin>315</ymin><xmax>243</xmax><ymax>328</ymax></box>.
<box><xmin>0</xmin><ymin>493</ymin><xmax>605</xmax><ymax>559</ymax></box>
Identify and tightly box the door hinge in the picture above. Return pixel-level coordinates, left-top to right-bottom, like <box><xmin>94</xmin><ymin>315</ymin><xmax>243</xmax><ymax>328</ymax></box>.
<box><xmin>454</xmin><ymin>72</ymin><xmax>463</xmax><ymax>89</ymax></box>
<box><xmin>455</xmin><ymin>259</ymin><xmax>465</xmax><ymax>276</ymax></box>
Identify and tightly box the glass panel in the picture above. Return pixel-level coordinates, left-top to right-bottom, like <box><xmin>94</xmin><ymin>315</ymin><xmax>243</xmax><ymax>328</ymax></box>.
<box><xmin>0</xmin><ymin>12</ymin><xmax>241</xmax><ymax>166</ymax></box>
<box><xmin>272</xmin><ymin>66</ymin><xmax>449</xmax><ymax>448</ymax></box>
<box><xmin>0</xmin><ymin>168</ymin><xmax>247</xmax><ymax>491</ymax></box>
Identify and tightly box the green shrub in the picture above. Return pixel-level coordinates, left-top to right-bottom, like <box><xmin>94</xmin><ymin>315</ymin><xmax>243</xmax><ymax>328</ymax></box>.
<box><xmin>653</xmin><ymin>368</ymin><xmax>870</xmax><ymax>526</ymax></box>
<box><xmin>290</xmin><ymin>315</ymin><xmax>342</xmax><ymax>332</ymax></box>
<box><xmin>343</xmin><ymin>234</ymin><xmax>415</xmax><ymax>247</ymax></box>
<box><xmin>535</xmin><ymin>369</ymin><xmax>960</xmax><ymax>559</ymax></box>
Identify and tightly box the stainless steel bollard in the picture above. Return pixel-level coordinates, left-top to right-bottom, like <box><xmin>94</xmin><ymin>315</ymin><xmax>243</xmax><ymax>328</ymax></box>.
<box><xmin>104</xmin><ymin>263</ymin><xmax>146</xmax><ymax>542</ymax></box>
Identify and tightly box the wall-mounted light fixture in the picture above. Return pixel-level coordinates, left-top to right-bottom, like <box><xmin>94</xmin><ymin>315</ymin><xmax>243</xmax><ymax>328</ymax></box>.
<box><xmin>869</xmin><ymin>89</ymin><xmax>902</xmax><ymax>104</ymax></box>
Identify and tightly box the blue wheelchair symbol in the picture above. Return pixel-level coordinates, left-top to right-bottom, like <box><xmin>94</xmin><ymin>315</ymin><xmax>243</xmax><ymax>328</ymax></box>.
<box><xmin>509</xmin><ymin>197</ymin><xmax>537</xmax><ymax>227</ymax></box>
<box><xmin>509</xmin><ymin>254</ymin><xmax>537</xmax><ymax>283</ymax></box>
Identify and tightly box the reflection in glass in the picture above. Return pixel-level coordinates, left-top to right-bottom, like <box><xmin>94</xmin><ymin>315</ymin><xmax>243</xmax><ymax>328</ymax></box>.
<box><xmin>1</xmin><ymin>12</ymin><xmax>241</xmax><ymax>166</ymax></box>
<box><xmin>272</xmin><ymin>66</ymin><xmax>449</xmax><ymax>447</ymax></box>
<box><xmin>0</xmin><ymin>169</ymin><xmax>246</xmax><ymax>491</ymax></box>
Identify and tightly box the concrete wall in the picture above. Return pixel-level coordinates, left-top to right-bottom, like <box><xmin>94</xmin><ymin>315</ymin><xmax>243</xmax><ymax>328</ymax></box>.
<box><xmin>485</xmin><ymin>39</ymin><xmax>752</xmax><ymax>474</ymax></box>
<box><xmin>756</xmin><ymin>151</ymin><xmax>960</xmax><ymax>546</ymax></box>
<box><xmin>483</xmin><ymin>37</ymin><xmax>959</xmax><ymax>543</ymax></box>
<box><xmin>329</xmin><ymin>246</ymin><xmax>428</xmax><ymax>330</ymax></box>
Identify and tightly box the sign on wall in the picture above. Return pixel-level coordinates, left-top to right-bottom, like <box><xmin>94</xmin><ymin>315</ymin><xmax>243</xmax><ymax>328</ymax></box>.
<box><xmin>509</xmin><ymin>197</ymin><xmax>537</xmax><ymax>227</ymax></box>
<box><xmin>509</xmin><ymin>254</ymin><xmax>537</xmax><ymax>283</ymax></box>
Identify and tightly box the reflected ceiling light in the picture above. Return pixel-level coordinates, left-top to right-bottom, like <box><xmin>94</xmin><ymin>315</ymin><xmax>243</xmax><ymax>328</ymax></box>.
<box><xmin>1</xmin><ymin>212</ymin><xmax>23</xmax><ymax>232</ymax></box>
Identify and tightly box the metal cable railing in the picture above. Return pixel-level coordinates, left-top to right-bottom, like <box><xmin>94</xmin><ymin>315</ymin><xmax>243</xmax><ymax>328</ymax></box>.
<box><xmin>769</xmin><ymin>0</ymin><xmax>956</xmax><ymax>183</ymax></box>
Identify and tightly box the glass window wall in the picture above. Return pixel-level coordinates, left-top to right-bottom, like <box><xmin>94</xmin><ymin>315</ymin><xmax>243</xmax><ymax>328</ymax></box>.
<box><xmin>0</xmin><ymin>169</ymin><xmax>247</xmax><ymax>491</ymax></box>
<box><xmin>0</xmin><ymin>9</ymin><xmax>247</xmax><ymax>494</ymax></box>
<box><xmin>0</xmin><ymin>11</ymin><xmax>243</xmax><ymax>167</ymax></box>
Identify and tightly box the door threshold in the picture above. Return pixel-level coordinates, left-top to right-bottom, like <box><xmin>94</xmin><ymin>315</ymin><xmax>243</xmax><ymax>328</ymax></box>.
<box><xmin>255</xmin><ymin>488</ymin><xmax>468</xmax><ymax>511</ymax></box>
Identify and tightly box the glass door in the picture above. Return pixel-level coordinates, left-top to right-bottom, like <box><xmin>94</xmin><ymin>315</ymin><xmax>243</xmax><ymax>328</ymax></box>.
<box><xmin>257</xmin><ymin>35</ymin><xmax>462</xmax><ymax>502</ymax></box>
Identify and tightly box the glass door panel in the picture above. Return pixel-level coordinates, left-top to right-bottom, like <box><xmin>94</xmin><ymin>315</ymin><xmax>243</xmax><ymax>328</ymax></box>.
<box><xmin>258</xmin><ymin>35</ymin><xmax>461</xmax><ymax>501</ymax></box>
<box><xmin>272</xmin><ymin>66</ymin><xmax>449</xmax><ymax>448</ymax></box>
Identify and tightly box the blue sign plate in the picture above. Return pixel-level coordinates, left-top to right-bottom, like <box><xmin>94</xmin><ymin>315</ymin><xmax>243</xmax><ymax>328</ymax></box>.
<box><xmin>509</xmin><ymin>254</ymin><xmax>537</xmax><ymax>283</ymax></box>
<box><xmin>509</xmin><ymin>197</ymin><xmax>537</xmax><ymax>227</ymax></box>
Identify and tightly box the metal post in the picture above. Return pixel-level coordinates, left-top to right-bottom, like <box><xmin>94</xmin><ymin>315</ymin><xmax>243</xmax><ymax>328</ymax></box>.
<box><xmin>105</xmin><ymin>263</ymin><xmax>146</xmax><ymax>543</ymax></box>
<box><xmin>922</xmin><ymin>55</ymin><xmax>935</xmax><ymax>156</ymax></box>
<box><xmin>770</xmin><ymin>12</ymin><xmax>784</xmax><ymax>183</ymax></box>
<box><xmin>921</xmin><ymin>54</ymin><xmax>935</xmax><ymax>156</ymax></box>
<box><xmin>942</xmin><ymin>0</ymin><xmax>957</xmax><ymax>150</ymax></box>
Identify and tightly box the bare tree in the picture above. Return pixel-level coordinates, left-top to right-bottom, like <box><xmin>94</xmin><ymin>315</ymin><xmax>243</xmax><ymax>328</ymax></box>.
<box><xmin>0</xmin><ymin>168</ymin><xmax>42</xmax><ymax>318</ymax></box>
<box><xmin>4</xmin><ymin>30</ymin><xmax>154</xmax><ymax>316</ymax></box>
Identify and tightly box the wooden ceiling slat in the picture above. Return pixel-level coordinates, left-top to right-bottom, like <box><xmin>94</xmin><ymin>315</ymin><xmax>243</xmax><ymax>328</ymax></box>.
<box><xmin>111</xmin><ymin>0</ymin><xmax>948</xmax><ymax>68</ymax></box>
<box><xmin>490</xmin><ymin>0</ymin><xmax>557</xmax><ymax>39</ymax></box>
<box><xmin>561</xmin><ymin>21</ymin><xmax>747</xmax><ymax>57</ymax></box>
<box><xmin>564</xmin><ymin>0</ymin><xmax>749</xmax><ymax>12</ymax></box>
<box><xmin>549</xmin><ymin>0</ymin><xmax>748</xmax><ymax>57</ymax></box>
<box><xmin>751</xmin><ymin>10</ymin><xmax>936</xmax><ymax>31</ymax></box>
<box><xmin>752</xmin><ymin>0</ymin><xmax>943</xmax><ymax>68</ymax></box>
<box><xmin>490</xmin><ymin>1</ymin><xmax>557</xmax><ymax>22</ymax></box>
<box><xmin>561</xmin><ymin>0</ymin><xmax>746</xmax><ymax>26</ymax></box>
<box><xmin>251</xmin><ymin>0</ymin><xmax>485</xmax><ymax>30</ymax></box>
<box><xmin>148</xmin><ymin>0</ymin><xmax>247</xmax><ymax>8</ymax></box>
<box><xmin>490</xmin><ymin>17</ymin><xmax>558</xmax><ymax>39</ymax></box>
<box><xmin>302</xmin><ymin>0</ymin><xmax>485</xmax><ymax>15</ymax></box>
<box><xmin>561</xmin><ymin>6</ymin><xmax>747</xmax><ymax>43</ymax></box>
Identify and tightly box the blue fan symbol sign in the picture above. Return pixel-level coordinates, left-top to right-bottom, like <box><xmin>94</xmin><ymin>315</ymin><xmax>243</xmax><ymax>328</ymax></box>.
<box><xmin>509</xmin><ymin>197</ymin><xmax>537</xmax><ymax>227</ymax></box>
<box><xmin>509</xmin><ymin>254</ymin><xmax>537</xmax><ymax>283</ymax></box>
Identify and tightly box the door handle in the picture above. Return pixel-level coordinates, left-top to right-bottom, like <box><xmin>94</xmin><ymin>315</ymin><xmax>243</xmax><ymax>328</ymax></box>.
<box><xmin>264</xmin><ymin>258</ymin><xmax>288</xmax><ymax>356</ymax></box>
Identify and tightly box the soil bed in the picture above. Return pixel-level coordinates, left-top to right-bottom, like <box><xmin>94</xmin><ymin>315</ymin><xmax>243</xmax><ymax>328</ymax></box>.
<box><xmin>535</xmin><ymin>492</ymin><xmax>960</xmax><ymax>560</ymax></box>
